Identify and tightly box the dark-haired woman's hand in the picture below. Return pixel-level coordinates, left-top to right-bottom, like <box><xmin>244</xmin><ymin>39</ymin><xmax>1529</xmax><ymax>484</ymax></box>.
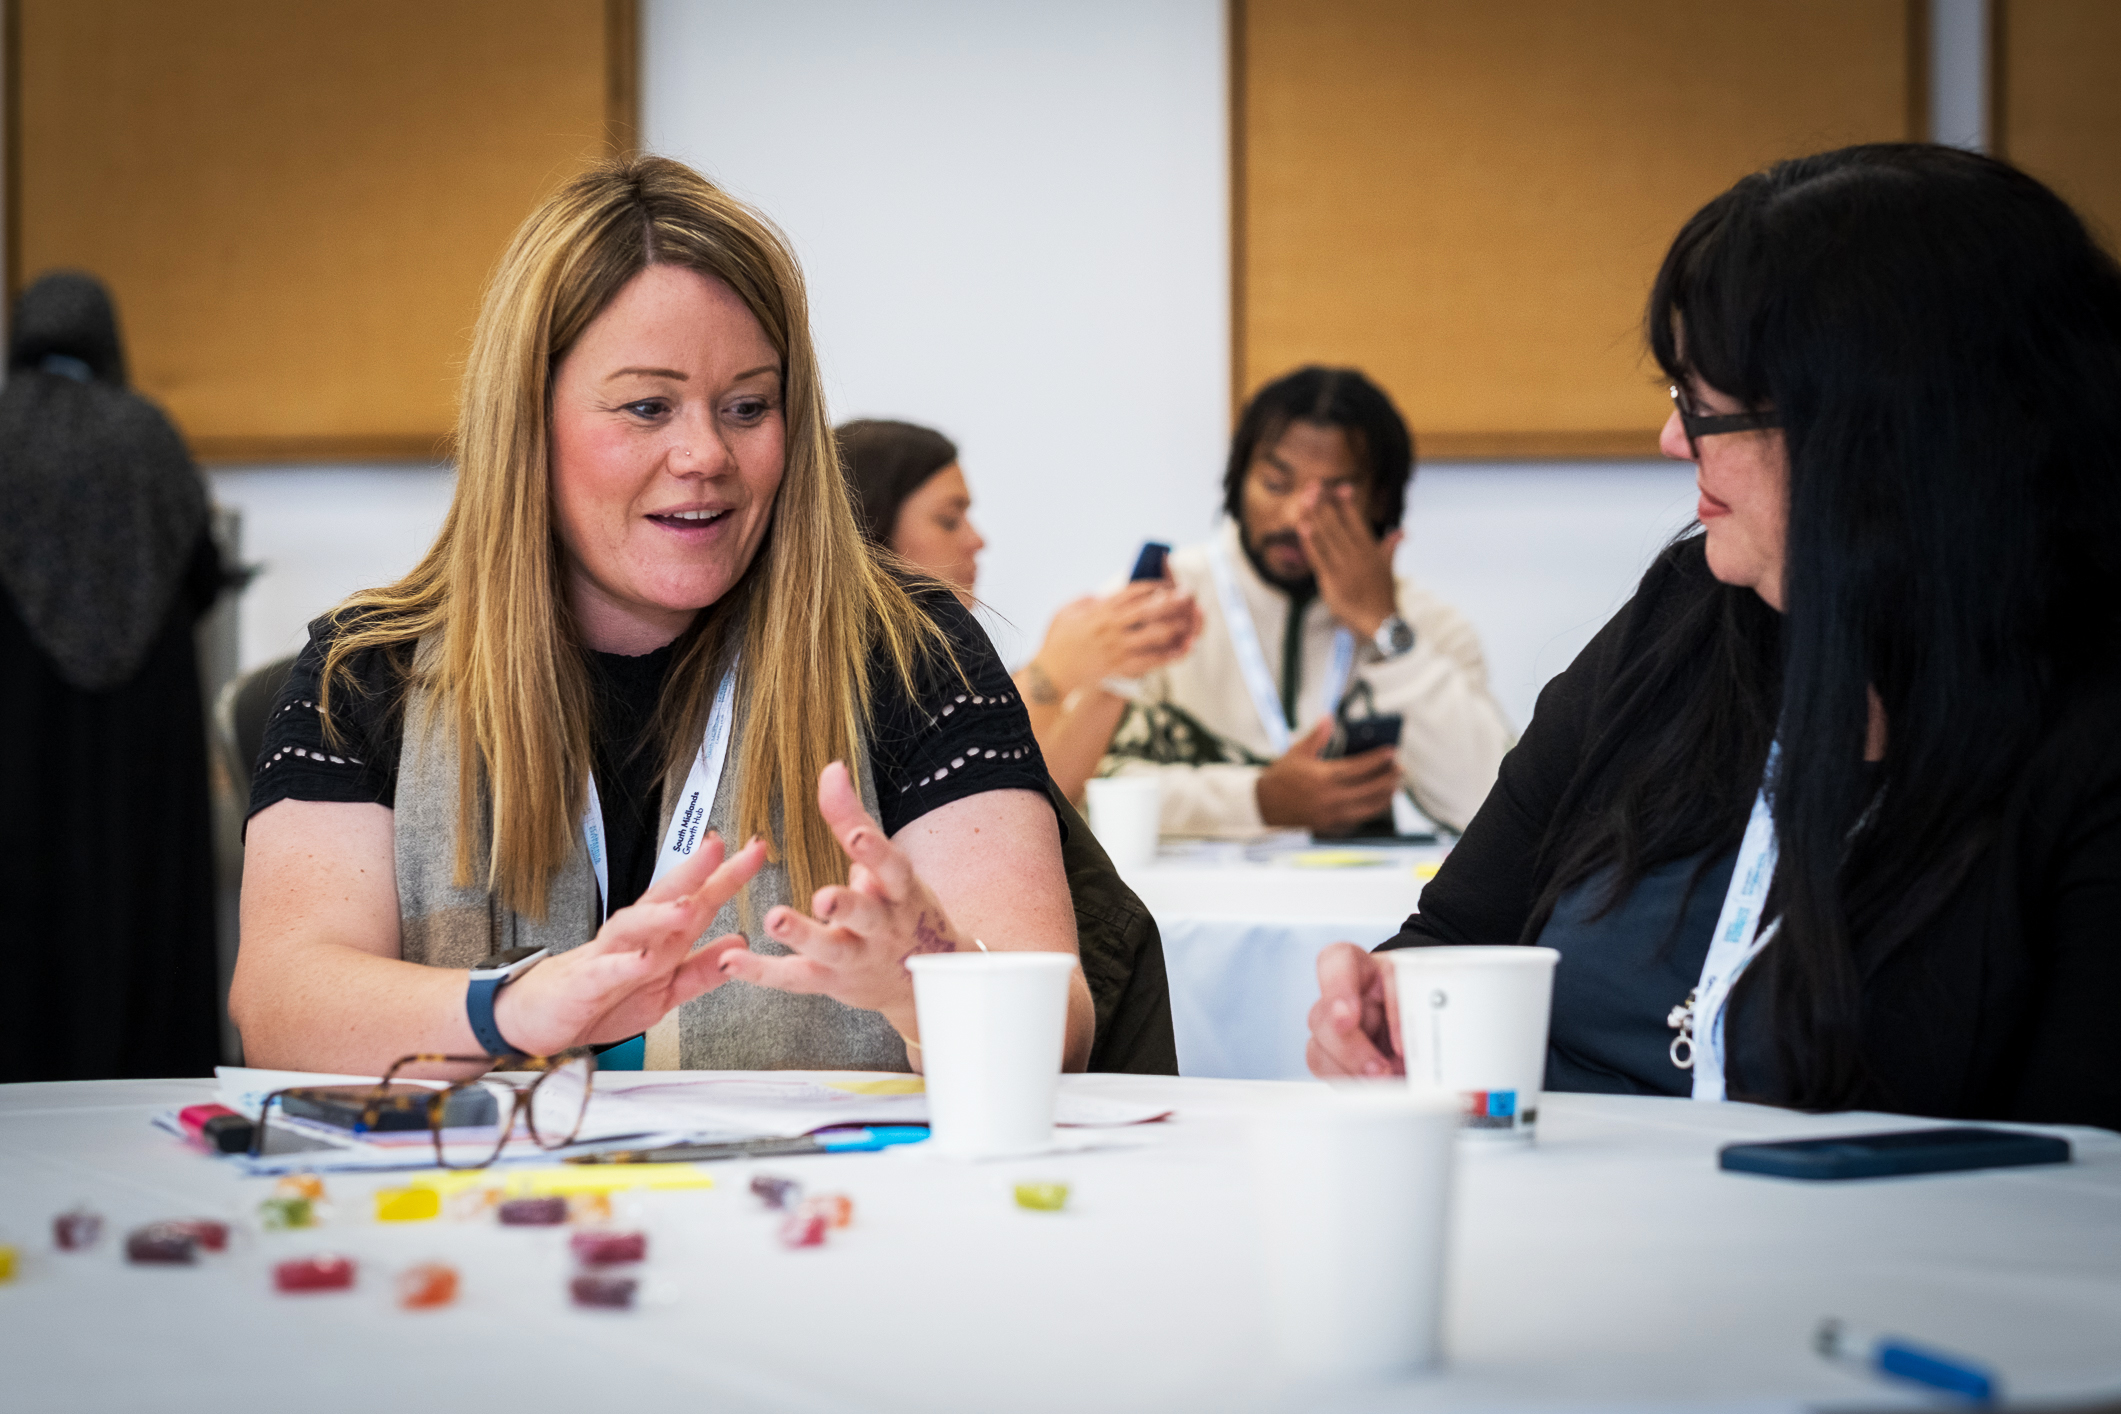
<box><xmin>1305</xmin><ymin>941</ymin><xmax>1405</xmax><ymax>1078</ymax></box>
<box><xmin>491</xmin><ymin>834</ymin><xmax>768</xmax><ymax>1056</ymax></box>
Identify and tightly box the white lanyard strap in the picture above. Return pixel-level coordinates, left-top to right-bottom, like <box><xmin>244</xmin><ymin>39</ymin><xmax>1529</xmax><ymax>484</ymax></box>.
<box><xmin>1669</xmin><ymin>744</ymin><xmax>1782</xmax><ymax>1101</ymax></box>
<box><xmin>1206</xmin><ymin>538</ymin><xmax>1355</xmax><ymax>755</ymax></box>
<box><xmin>582</xmin><ymin>661</ymin><xmax>740</xmax><ymax>924</ymax></box>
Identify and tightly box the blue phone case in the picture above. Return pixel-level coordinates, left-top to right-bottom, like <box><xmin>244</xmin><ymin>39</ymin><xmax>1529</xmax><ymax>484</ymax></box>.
<box><xmin>1129</xmin><ymin>542</ymin><xmax>1171</xmax><ymax>581</ymax></box>
<box><xmin>1719</xmin><ymin>1126</ymin><xmax>2070</xmax><ymax>1180</ymax></box>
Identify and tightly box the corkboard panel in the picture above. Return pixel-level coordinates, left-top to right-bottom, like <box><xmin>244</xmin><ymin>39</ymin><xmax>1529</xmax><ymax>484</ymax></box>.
<box><xmin>1995</xmin><ymin>0</ymin><xmax>2121</xmax><ymax>251</ymax></box>
<box><xmin>1235</xmin><ymin>0</ymin><xmax>1921</xmax><ymax>459</ymax></box>
<box><xmin>6</xmin><ymin>0</ymin><xmax>636</xmax><ymax>462</ymax></box>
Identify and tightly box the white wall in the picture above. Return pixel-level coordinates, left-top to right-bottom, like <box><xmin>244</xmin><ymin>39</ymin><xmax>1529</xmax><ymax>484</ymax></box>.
<box><xmin>642</xmin><ymin>0</ymin><xmax>1231</xmax><ymax>669</ymax></box>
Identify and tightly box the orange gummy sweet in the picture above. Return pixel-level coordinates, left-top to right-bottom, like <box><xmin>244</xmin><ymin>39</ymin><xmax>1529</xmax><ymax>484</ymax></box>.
<box><xmin>397</xmin><ymin>1262</ymin><xmax>459</xmax><ymax>1310</ymax></box>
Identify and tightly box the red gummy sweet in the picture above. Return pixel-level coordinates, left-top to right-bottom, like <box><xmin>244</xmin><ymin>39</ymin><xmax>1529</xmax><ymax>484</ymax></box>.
<box><xmin>125</xmin><ymin>1227</ymin><xmax>198</xmax><ymax>1264</ymax></box>
<box><xmin>161</xmin><ymin>1219</ymin><xmax>229</xmax><ymax>1252</ymax></box>
<box><xmin>779</xmin><ymin>1211</ymin><xmax>827</xmax><ymax>1248</ymax></box>
<box><xmin>570</xmin><ymin>1273</ymin><xmax>638</xmax><ymax>1309</ymax></box>
<box><xmin>496</xmin><ymin>1196</ymin><xmax>568</xmax><ymax>1226</ymax></box>
<box><xmin>569</xmin><ymin>1230</ymin><xmax>647</xmax><ymax>1266</ymax></box>
<box><xmin>800</xmin><ymin>1194</ymin><xmax>853</xmax><ymax>1229</ymax></box>
<box><xmin>274</xmin><ymin>1255</ymin><xmax>356</xmax><ymax>1292</ymax></box>
<box><xmin>397</xmin><ymin>1263</ymin><xmax>459</xmax><ymax>1310</ymax></box>
<box><xmin>53</xmin><ymin>1208</ymin><xmax>103</xmax><ymax>1250</ymax></box>
<box><xmin>749</xmin><ymin>1174</ymin><xmax>800</xmax><ymax>1209</ymax></box>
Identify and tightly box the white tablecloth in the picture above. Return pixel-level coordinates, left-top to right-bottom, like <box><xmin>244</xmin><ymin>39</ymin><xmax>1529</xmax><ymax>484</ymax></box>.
<box><xmin>9</xmin><ymin>1075</ymin><xmax>2114</xmax><ymax>1413</ymax></box>
<box><xmin>1122</xmin><ymin>841</ymin><xmax>1443</xmax><ymax>1079</ymax></box>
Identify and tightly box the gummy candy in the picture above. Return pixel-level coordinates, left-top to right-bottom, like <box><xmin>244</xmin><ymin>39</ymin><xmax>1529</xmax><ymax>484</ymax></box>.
<box><xmin>275</xmin><ymin>1174</ymin><xmax>327</xmax><ymax>1202</ymax></box>
<box><xmin>497</xmin><ymin>1196</ymin><xmax>568</xmax><ymax>1226</ymax></box>
<box><xmin>778</xmin><ymin>1211</ymin><xmax>827</xmax><ymax>1248</ymax></box>
<box><xmin>799</xmin><ymin>1194</ymin><xmax>853</xmax><ymax>1229</ymax></box>
<box><xmin>273</xmin><ymin>1255</ymin><xmax>355</xmax><ymax>1292</ymax></box>
<box><xmin>443</xmin><ymin>1185</ymin><xmax>500</xmax><ymax>1221</ymax></box>
<box><xmin>259</xmin><ymin>1196</ymin><xmax>314</xmax><ymax>1230</ymax></box>
<box><xmin>566</xmin><ymin>1192</ymin><xmax>612</xmax><ymax>1224</ymax></box>
<box><xmin>749</xmin><ymin>1175</ymin><xmax>801</xmax><ymax>1209</ymax></box>
<box><xmin>570</xmin><ymin>1273</ymin><xmax>637</xmax><ymax>1309</ymax></box>
<box><xmin>397</xmin><ymin>1262</ymin><xmax>459</xmax><ymax>1310</ymax></box>
<box><xmin>0</xmin><ymin>1245</ymin><xmax>15</xmax><ymax>1282</ymax></box>
<box><xmin>161</xmin><ymin>1219</ymin><xmax>229</xmax><ymax>1251</ymax></box>
<box><xmin>125</xmin><ymin>1227</ymin><xmax>198</xmax><ymax>1264</ymax></box>
<box><xmin>53</xmin><ymin>1207</ymin><xmax>102</xmax><ymax>1250</ymax></box>
<box><xmin>570</xmin><ymin>1230</ymin><xmax>646</xmax><ymax>1266</ymax></box>
<box><xmin>1013</xmin><ymin>1182</ymin><xmax>1070</xmax><ymax>1212</ymax></box>
<box><xmin>374</xmin><ymin>1187</ymin><xmax>441</xmax><ymax>1223</ymax></box>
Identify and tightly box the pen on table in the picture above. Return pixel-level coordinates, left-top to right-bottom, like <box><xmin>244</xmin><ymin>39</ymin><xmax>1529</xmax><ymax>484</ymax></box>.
<box><xmin>567</xmin><ymin>1125</ymin><xmax>931</xmax><ymax>1165</ymax></box>
<box><xmin>1815</xmin><ymin>1318</ymin><xmax>1997</xmax><ymax>1405</ymax></box>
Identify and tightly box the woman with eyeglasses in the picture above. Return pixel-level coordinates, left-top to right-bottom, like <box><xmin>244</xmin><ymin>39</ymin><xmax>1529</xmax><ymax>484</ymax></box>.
<box><xmin>229</xmin><ymin>157</ymin><xmax>1094</xmax><ymax>1078</ymax></box>
<box><xmin>1306</xmin><ymin>144</ymin><xmax>2121</xmax><ymax>1130</ymax></box>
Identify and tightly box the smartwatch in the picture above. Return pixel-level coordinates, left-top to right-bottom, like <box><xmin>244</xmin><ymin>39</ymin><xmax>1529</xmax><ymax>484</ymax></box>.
<box><xmin>465</xmin><ymin>946</ymin><xmax>549</xmax><ymax>1059</ymax></box>
<box><xmin>1373</xmin><ymin>613</ymin><xmax>1416</xmax><ymax>659</ymax></box>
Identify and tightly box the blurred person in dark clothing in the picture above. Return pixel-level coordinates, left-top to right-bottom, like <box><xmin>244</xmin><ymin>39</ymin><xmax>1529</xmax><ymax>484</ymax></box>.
<box><xmin>0</xmin><ymin>271</ymin><xmax>227</xmax><ymax>1080</ymax></box>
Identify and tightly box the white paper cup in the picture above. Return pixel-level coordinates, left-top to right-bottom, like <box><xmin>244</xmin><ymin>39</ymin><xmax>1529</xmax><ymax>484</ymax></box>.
<box><xmin>906</xmin><ymin>951</ymin><xmax>1078</xmax><ymax>1158</ymax></box>
<box><xmin>1387</xmin><ymin>946</ymin><xmax>1560</xmax><ymax>1141</ymax></box>
<box><xmin>1085</xmin><ymin>775</ymin><xmax>1161</xmax><ymax>870</ymax></box>
<box><xmin>1250</xmin><ymin>1085</ymin><xmax>1458</xmax><ymax>1380</ymax></box>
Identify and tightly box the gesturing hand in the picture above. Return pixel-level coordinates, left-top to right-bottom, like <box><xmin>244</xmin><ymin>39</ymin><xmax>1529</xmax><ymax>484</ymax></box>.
<box><xmin>716</xmin><ymin>760</ymin><xmax>963</xmax><ymax>1044</ymax></box>
<box><xmin>1255</xmin><ymin>719</ymin><xmax>1403</xmax><ymax>834</ymax></box>
<box><xmin>1297</xmin><ymin>484</ymin><xmax>1403</xmax><ymax>640</ymax></box>
<box><xmin>1305</xmin><ymin>941</ymin><xmax>1404</xmax><ymax>1078</ymax></box>
<box><xmin>1028</xmin><ymin>576</ymin><xmax>1202</xmax><ymax>700</ymax></box>
<box><xmin>492</xmin><ymin>833</ymin><xmax>769</xmax><ymax>1056</ymax></box>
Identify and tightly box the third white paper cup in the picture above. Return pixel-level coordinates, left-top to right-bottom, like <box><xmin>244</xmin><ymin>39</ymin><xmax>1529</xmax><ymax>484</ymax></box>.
<box><xmin>1085</xmin><ymin>775</ymin><xmax>1161</xmax><ymax>870</ymax></box>
<box><xmin>1250</xmin><ymin>1085</ymin><xmax>1459</xmax><ymax>1379</ymax></box>
<box><xmin>1387</xmin><ymin>946</ymin><xmax>1560</xmax><ymax>1139</ymax></box>
<box><xmin>906</xmin><ymin>951</ymin><xmax>1078</xmax><ymax>1158</ymax></box>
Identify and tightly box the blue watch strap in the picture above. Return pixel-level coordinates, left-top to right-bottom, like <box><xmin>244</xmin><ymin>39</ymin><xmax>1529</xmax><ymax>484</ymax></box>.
<box><xmin>465</xmin><ymin>973</ymin><xmax>519</xmax><ymax>1058</ymax></box>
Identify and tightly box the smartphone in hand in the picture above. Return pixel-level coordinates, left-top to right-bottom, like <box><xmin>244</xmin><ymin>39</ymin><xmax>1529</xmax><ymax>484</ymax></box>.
<box><xmin>1325</xmin><ymin>712</ymin><xmax>1403</xmax><ymax>759</ymax></box>
<box><xmin>1128</xmin><ymin>542</ymin><xmax>1172</xmax><ymax>581</ymax></box>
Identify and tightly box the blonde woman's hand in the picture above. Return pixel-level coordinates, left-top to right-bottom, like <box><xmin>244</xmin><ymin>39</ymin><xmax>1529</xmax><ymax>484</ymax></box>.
<box><xmin>1027</xmin><ymin>576</ymin><xmax>1202</xmax><ymax>699</ymax></box>
<box><xmin>716</xmin><ymin>760</ymin><xmax>966</xmax><ymax>1040</ymax></box>
<box><xmin>490</xmin><ymin>834</ymin><xmax>767</xmax><ymax>1056</ymax></box>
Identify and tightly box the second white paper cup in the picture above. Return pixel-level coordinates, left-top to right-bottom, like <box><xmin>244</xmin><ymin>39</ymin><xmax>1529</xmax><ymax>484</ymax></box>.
<box><xmin>1387</xmin><ymin>946</ymin><xmax>1560</xmax><ymax>1140</ymax></box>
<box><xmin>1250</xmin><ymin>1085</ymin><xmax>1459</xmax><ymax>1380</ymax></box>
<box><xmin>1085</xmin><ymin>775</ymin><xmax>1162</xmax><ymax>870</ymax></box>
<box><xmin>906</xmin><ymin>951</ymin><xmax>1078</xmax><ymax>1158</ymax></box>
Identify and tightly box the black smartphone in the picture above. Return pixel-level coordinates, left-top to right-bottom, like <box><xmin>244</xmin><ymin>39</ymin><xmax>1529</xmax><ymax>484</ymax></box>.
<box><xmin>1325</xmin><ymin>712</ymin><xmax>1403</xmax><ymax>759</ymax></box>
<box><xmin>1719</xmin><ymin>1126</ymin><xmax>2071</xmax><ymax>1181</ymax></box>
<box><xmin>281</xmin><ymin>1083</ymin><xmax>499</xmax><ymax>1133</ymax></box>
<box><xmin>1128</xmin><ymin>542</ymin><xmax>1172</xmax><ymax>581</ymax></box>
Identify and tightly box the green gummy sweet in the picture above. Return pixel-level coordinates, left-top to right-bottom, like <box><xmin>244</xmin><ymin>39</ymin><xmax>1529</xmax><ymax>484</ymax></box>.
<box><xmin>1013</xmin><ymin>1182</ymin><xmax>1069</xmax><ymax>1212</ymax></box>
<box><xmin>258</xmin><ymin>1195</ymin><xmax>313</xmax><ymax>1230</ymax></box>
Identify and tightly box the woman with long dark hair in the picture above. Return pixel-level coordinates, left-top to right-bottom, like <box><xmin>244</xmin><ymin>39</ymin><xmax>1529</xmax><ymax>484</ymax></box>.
<box><xmin>1306</xmin><ymin>144</ymin><xmax>2121</xmax><ymax>1128</ymax></box>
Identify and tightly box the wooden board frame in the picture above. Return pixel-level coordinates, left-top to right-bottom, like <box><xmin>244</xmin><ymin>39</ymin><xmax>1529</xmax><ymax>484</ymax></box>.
<box><xmin>1229</xmin><ymin>0</ymin><xmax>1927</xmax><ymax>460</ymax></box>
<box><xmin>4</xmin><ymin>0</ymin><xmax>639</xmax><ymax>464</ymax></box>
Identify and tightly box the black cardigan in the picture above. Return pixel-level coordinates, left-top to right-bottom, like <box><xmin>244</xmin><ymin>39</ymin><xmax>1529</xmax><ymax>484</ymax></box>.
<box><xmin>1382</xmin><ymin>540</ymin><xmax>2121</xmax><ymax>1133</ymax></box>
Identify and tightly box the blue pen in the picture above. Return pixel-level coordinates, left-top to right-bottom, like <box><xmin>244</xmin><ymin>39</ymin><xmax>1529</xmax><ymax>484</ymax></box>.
<box><xmin>1816</xmin><ymin>1318</ymin><xmax>1997</xmax><ymax>1404</ymax></box>
<box><xmin>567</xmin><ymin>1125</ymin><xmax>930</xmax><ymax>1164</ymax></box>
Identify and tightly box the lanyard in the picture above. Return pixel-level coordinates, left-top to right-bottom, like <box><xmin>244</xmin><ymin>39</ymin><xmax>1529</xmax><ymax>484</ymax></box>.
<box><xmin>1668</xmin><ymin>744</ymin><xmax>1781</xmax><ymax>1101</ymax></box>
<box><xmin>582</xmin><ymin>662</ymin><xmax>739</xmax><ymax>923</ymax></box>
<box><xmin>1206</xmin><ymin>537</ymin><xmax>1355</xmax><ymax>755</ymax></box>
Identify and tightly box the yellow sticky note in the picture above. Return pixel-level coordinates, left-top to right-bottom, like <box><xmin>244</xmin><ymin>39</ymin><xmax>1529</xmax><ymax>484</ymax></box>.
<box><xmin>825</xmin><ymin>1077</ymin><xmax>925</xmax><ymax>1096</ymax></box>
<box><xmin>374</xmin><ymin>1186</ymin><xmax>442</xmax><ymax>1222</ymax></box>
<box><xmin>1415</xmin><ymin>862</ymin><xmax>1442</xmax><ymax>881</ymax></box>
<box><xmin>1289</xmin><ymin>850</ymin><xmax>1388</xmax><ymax>869</ymax></box>
<box><xmin>412</xmin><ymin>1165</ymin><xmax>714</xmax><ymax>1197</ymax></box>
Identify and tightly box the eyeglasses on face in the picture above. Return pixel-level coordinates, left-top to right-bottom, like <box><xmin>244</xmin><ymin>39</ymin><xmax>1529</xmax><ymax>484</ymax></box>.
<box><xmin>248</xmin><ymin>1049</ymin><xmax>597</xmax><ymax>1170</ymax></box>
<box><xmin>1669</xmin><ymin>383</ymin><xmax>1782</xmax><ymax>454</ymax></box>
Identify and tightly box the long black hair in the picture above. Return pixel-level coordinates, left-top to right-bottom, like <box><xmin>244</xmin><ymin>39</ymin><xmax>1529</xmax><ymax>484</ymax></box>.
<box><xmin>1221</xmin><ymin>366</ymin><xmax>1415</xmax><ymax>535</ymax></box>
<box><xmin>1540</xmin><ymin>144</ymin><xmax>2121</xmax><ymax>1109</ymax></box>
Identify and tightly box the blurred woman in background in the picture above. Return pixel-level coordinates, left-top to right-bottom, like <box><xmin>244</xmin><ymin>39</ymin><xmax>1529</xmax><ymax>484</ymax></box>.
<box><xmin>1308</xmin><ymin>144</ymin><xmax>2121</xmax><ymax>1130</ymax></box>
<box><xmin>0</xmin><ymin>272</ymin><xmax>227</xmax><ymax>1081</ymax></box>
<box><xmin>838</xmin><ymin>417</ymin><xmax>1202</xmax><ymax>801</ymax></box>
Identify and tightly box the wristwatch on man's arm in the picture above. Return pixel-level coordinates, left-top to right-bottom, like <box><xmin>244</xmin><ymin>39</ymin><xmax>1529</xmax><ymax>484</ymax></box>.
<box><xmin>1373</xmin><ymin>613</ymin><xmax>1416</xmax><ymax>660</ymax></box>
<box><xmin>465</xmin><ymin>947</ymin><xmax>549</xmax><ymax>1058</ymax></box>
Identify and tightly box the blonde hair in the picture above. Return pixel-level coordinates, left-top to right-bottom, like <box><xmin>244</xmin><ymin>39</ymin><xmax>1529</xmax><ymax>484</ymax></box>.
<box><xmin>323</xmin><ymin>155</ymin><xmax>944</xmax><ymax>915</ymax></box>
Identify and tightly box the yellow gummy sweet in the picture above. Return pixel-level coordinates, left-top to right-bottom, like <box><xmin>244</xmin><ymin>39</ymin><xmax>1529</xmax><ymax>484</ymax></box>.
<box><xmin>0</xmin><ymin>1244</ymin><xmax>16</xmax><ymax>1282</ymax></box>
<box><xmin>374</xmin><ymin>1186</ymin><xmax>442</xmax><ymax>1222</ymax></box>
<box><xmin>1014</xmin><ymin>1182</ymin><xmax>1070</xmax><ymax>1212</ymax></box>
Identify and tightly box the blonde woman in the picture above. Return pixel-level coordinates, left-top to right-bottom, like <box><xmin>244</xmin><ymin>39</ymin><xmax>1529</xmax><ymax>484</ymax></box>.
<box><xmin>229</xmin><ymin>157</ymin><xmax>1094</xmax><ymax>1076</ymax></box>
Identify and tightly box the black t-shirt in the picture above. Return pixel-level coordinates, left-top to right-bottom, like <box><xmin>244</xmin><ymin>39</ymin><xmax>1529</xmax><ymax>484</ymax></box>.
<box><xmin>248</xmin><ymin>588</ymin><xmax>1054</xmax><ymax>916</ymax></box>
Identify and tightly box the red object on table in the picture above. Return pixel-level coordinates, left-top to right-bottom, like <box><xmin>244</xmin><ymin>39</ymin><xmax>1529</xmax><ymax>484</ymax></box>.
<box><xmin>497</xmin><ymin>1196</ymin><xmax>568</xmax><ymax>1226</ymax></box>
<box><xmin>397</xmin><ymin>1263</ymin><xmax>459</xmax><ymax>1310</ymax></box>
<box><xmin>570</xmin><ymin>1274</ymin><xmax>638</xmax><ymax>1309</ymax></box>
<box><xmin>274</xmin><ymin>1255</ymin><xmax>356</xmax><ymax>1292</ymax></box>
<box><xmin>160</xmin><ymin>1219</ymin><xmax>229</xmax><ymax>1252</ymax></box>
<box><xmin>53</xmin><ymin>1207</ymin><xmax>103</xmax><ymax>1250</ymax></box>
<box><xmin>124</xmin><ymin>1227</ymin><xmax>197</xmax><ymax>1264</ymax></box>
<box><xmin>779</xmin><ymin>1211</ymin><xmax>827</xmax><ymax>1248</ymax></box>
<box><xmin>570</xmin><ymin>1230</ymin><xmax>647</xmax><ymax>1266</ymax></box>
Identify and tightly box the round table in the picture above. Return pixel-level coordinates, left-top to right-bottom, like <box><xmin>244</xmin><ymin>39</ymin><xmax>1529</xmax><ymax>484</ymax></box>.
<box><xmin>3</xmin><ymin>1074</ymin><xmax>2118</xmax><ymax>1412</ymax></box>
<box><xmin>1120</xmin><ymin>839</ymin><xmax>1445</xmax><ymax>1079</ymax></box>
